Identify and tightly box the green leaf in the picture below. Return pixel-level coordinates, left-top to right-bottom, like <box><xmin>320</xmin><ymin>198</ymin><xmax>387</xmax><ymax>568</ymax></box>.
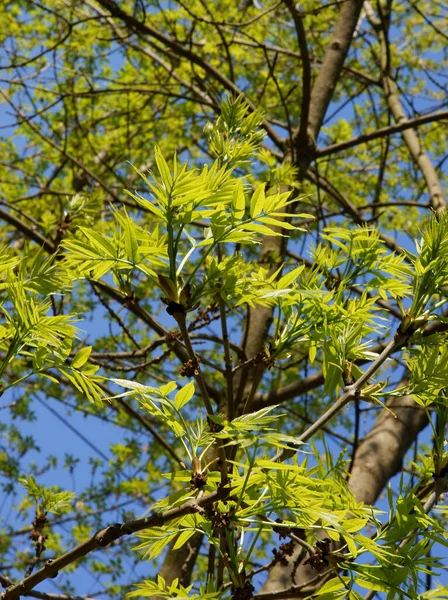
<box><xmin>240</xmin><ymin>222</ymin><xmax>283</xmax><ymax>236</ymax></box>
<box><xmin>174</xmin><ymin>381</ymin><xmax>195</xmax><ymax>410</ymax></box>
<box><xmin>231</xmin><ymin>179</ymin><xmax>246</xmax><ymax>221</ymax></box>
<box><xmin>19</xmin><ymin>475</ymin><xmax>76</xmax><ymax>514</ymax></box>
<box><xmin>71</xmin><ymin>346</ymin><xmax>92</xmax><ymax>369</ymax></box>
<box><xmin>173</xmin><ymin>528</ymin><xmax>196</xmax><ymax>550</ymax></box>
<box><xmin>314</xmin><ymin>576</ymin><xmax>349</xmax><ymax>595</ymax></box>
<box><xmin>32</xmin><ymin>346</ymin><xmax>47</xmax><ymax>370</ymax></box>
<box><xmin>250</xmin><ymin>183</ymin><xmax>266</xmax><ymax>217</ymax></box>
<box><xmin>258</xmin><ymin>216</ymin><xmax>297</xmax><ymax>230</ymax></box>
<box><xmin>154</xmin><ymin>146</ymin><xmax>173</xmax><ymax>188</ymax></box>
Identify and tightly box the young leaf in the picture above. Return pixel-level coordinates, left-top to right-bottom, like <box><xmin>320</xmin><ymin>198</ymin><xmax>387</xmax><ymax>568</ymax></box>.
<box><xmin>250</xmin><ymin>183</ymin><xmax>266</xmax><ymax>218</ymax></box>
<box><xmin>71</xmin><ymin>346</ymin><xmax>92</xmax><ymax>369</ymax></box>
<box><xmin>174</xmin><ymin>381</ymin><xmax>195</xmax><ymax>410</ymax></box>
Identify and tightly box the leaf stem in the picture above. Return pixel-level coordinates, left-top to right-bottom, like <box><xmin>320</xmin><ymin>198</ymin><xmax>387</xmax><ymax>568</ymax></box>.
<box><xmin>172</xmin><ymin>310</ymin><xmax>228</xmax><ymax>484</ymax></box>
<box><xmin>217</xmin><ymin>244</ymin><xmax>234</xmax><ymax>420</ymax></box>
<box><xmin>173</xmin><ymin>311</ymin><xmax>214</xmax><ymax>415</ymax></box>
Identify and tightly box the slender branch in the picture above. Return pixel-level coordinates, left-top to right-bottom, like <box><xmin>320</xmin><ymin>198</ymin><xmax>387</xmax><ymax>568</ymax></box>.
<box><xmin>89</xmin><ymin>281</ymin><xmax>140</xmax><ymax>348</ymax></box>
<box><xmin>365</xmin><ymin>1</ymin><xmax>446</xmax><ymax>214</ymax></box>
<box><xmin>274</xmin><ymin>331</ymin><xmax>409</xmax><ymax>462</ymax></box>
<box><xmin>232</xmin><ymin>354</ymin><xmax>264</xmax><ymax>374</ymax></box>
<box><xmin>242</xmin><ymin>362</ymin><xmax>265</xmax><ymax>416</ymax></box>
<box><xmin>363</xmin><ymin>474</ymin><xmax>448</xmax><ymax>600</ymax></box>
<box><xmin>190</xmin><ymin>333</ymin><xmax>246</xmax><ymax>361</ymax></box>
<box><xmin>0</xmin><ymin>205</ymin><xmax>55</xmax><ymax>253</ymax></box>
<box><xmin>261</xmin><ymin>48</ymin><xmax>294</xmax><ymax>150</ymax></box>
<box><xmin>89</xmin><ymin>342</ymin><xmax>164</xmax><ymax>360</ymax></box>
<box><xmin>88</xmin><ymin>279</ymin><xmax>197</xmax><ymax>367</ymax></box>
<box><xmin>347</xmin><ymin>399</ymin><xmax>360</xmax><ymax>475</ymax></box>
<box><xmin>315</xmin><ymin>109</ymin><xmax>448</xmax><ymax>158</ymax></box>
<box><xmin>0</xmin><ymin>196</ymin><xmax>222</xmax><ymax>408</ymax></box>
<box><xmin>283</xmin><ymin>0</ymin><xmax>312</xmax><ymax>152</ymax></box>
<box><xmin>286</xmin><ymin>249</ymin><xmax>403</xmax><ymax>320</ymax></box>
<box><xmin>0</xmin><ymin>90</ymin><xmax>120</xmax><ymax>203</ymax></box>
<box><xmin>84</xmin><ymin>0</ymin><xmax>217</xmax><ymax>110</ymax></box>
<box><xmin>307</xmin><ymin>0</ymin><xmax>365</xmax><ymax>141</ymax></box>
<box><xmin>305</xmin><ymin>167</ymin><xmax>408</xmax><ymax>257</ymax></box>
<box><xmin>284</xmin><ymin>406</ymin><xmax>354</xmax><ymax>446</ymax></box>
<box><xmin>114</xmin><ymin>397</ymin><xmax>183</xmax><ymax>465</ymax></box>
<box><xmin>407</xmin><ymin>0</ymin><xmax>448</xmax><ymax>41</ymax></box>
<box><xmin>224</xmin><ymin>35</ymin><xmax>379</xmax><ymax>87</ymax></box>
<box><xmin>217</xmin><ymin>247</ymin><xmax>234</xmax><ymax>420</ymax></box>
<box><xmin>174</xmin><ymin>0</ymin><xmax>282</xmax><ymax>28</ymax></box>
<box><xmin>259</xmin><ymin>307</ymin><xmax>448</xmax><ymax>448</ymax></box>
<box><xmin>304</xmin><ymin>167</ymin><xmax>364</xmax><ymax>221</ymax></box>
<box><xmin>0</xmin><ymin>182</ymin><xmax>223</xmax><ymax>406</ymax></box>
<box><xmin>255</xmin><ymin>370</ymin><xmax>325</xmax><ymax>407</ymax></box>
<box><xmin>262</xmin><ymin>515</ymin><xmax>314</xmax><ymax>554</ymax></box>
<box><xmin>171</xmin><ymin>310</ymin><xmax>228</xmax><ymax>485</ymax></box>
<box><xmin>1</xmin><ymin>490</ymin><xmax>223</xmax><ymax>600</ymax></box>
<box><xmin>253</xmin><ymin>571</ymin><xmax>332</xmax><ymax>599</ymax></box>
<box><xmin>172</xmin><ymin>311</ymin><xmax>214</xmax><ymax>415</ymax></box>
<box><xmin>0</xmin><ymin>574</ymin><xmax>99</xmax><ymax>600</ymax></box>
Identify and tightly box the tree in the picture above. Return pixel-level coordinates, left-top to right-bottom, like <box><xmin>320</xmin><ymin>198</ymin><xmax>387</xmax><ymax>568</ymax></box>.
<box><xmin>0</xmin><ymin>0</ymin><xmax>447</xmax><ymax>599</ymax></box>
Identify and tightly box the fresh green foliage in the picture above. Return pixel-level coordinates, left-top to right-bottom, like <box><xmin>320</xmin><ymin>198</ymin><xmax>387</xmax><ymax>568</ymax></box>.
<box><xmin>128</xmin><ymin>575</ymin><xmax>221</xmax><ymax>600</ymax></box>
<box><xmin>204</xmin><ymin>95</ymin><xmax>266</xmax><ymax>168</ymax></box>
<box><xmin>0</xmin><ymin>260</ymin><xmax>105</xmax><ymax>402</ymax></box>
<box><xmin>2</xmin><ymin>94</ymin><xmax>448</xmax><ymax>600</ymax></box>
<box><xmin>0</xmin><ymin>2</ymin><xmax>447</xmax><ymax>599</ymax></box>
<box><xmin>19</xmin><ymin>475</ymin><xmax>75</xmax><ymax>515</ymax></box>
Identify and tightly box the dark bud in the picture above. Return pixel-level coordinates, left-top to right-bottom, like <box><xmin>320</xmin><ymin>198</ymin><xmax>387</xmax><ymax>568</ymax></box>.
<box><xmin>166</xmin><ymin>301</ymin><xmax>185</xmax><ymax>315</ymax></box>
<box><xmin>231</xmin><ymin>581</ymin><xmax>254</xmax><ymax>600</ymax></box>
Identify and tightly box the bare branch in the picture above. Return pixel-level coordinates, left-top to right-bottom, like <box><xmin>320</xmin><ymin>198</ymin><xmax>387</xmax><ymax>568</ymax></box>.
<box><xmin>365</xmin><ymin>1</ymin><xmax>446</xmax><ymax>214</ymax></box>
<box><xmin>0</xmin><ymin>205</ymin><xmax>55</xmax><ymax>253</ymax></box>
<box><xmin>0</xmin><ymin>90</ymin><xmax>121</xmax><ymax>203</ymax></box>
<box><xmin>307</xmin><ymin>0</ymin><xmax>365</xmax><ymax>142</ymax></box>
<box><xmin>1</xmin><ymin>490</ymin><xmax>223</xmax><ymax>600</ymax></box>
<box><xmin>282</xmin><ymin>0</ymin><xmax>312</xmax><ymax>153</ymax></box>
<box><xmin>315</xmin><ymin>109</ymin><xmax>448</xmax><ymax>158</ymax></box>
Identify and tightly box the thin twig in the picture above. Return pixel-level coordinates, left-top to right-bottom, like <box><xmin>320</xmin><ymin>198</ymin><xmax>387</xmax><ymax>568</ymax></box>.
<box><xmin>315</xmin><ymin>109</ymin><xmax>448</xmax><ymax>158</ymax></box>
<box><xmin>172</xmin><ymin>310</ymin><xmax>228</xmax><ymax>484</ymax></box>
<box><xmin>217</xmin><ymin>246</ymin><xmax>234</xmax><ymax>420</ymax></box>
<box><xmin>274</xmin><ymin>330</ymin><xmax>409</xmax><ymax>462</ymax></box>
<box><xmin>1</xmin><ymin>490</ymin><xmax>224</xmax><ymax>600</ymax></box>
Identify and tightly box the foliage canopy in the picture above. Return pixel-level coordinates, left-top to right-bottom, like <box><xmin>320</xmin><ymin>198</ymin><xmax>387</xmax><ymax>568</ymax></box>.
<box><xmin>0</xmin><ymin>1</ymin><xmax>447</xmax><ymax>599</ymax></box>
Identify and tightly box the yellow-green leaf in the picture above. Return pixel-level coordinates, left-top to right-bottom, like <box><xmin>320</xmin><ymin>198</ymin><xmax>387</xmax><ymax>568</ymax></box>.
<box><xmin>232</xmin><ymin>179</ymin><xmax>246</xmax><ymax>221</ymax></box>
<box><xmin>72</xmin><ymin>346</ymin><xmax>92</xmax><ymax>369</ymax></box>
<box><xmin>250</xmin><ymin>183</ymin><xmax>266</xmax><ymax>217</ymax></box>
<box><xmin>174</xmin><ymin>381</ymin><xmax>195</xmax><ymax>410</ymax></box>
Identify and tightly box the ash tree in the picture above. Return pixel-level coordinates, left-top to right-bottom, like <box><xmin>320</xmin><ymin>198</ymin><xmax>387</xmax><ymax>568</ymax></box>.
<box><xmin>0</xmin><ymin>1</ymin><xmax>447</xmax><ymax>599</ymax></box>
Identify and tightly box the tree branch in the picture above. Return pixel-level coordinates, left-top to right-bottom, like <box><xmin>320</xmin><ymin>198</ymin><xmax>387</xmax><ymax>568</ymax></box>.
<box><xmin>365</xmin><ymin>1</ymin><xmax>446</xmax><ymax>215</ymax></box>
<box><xmin>0</xmin><ymin>206</ymin><xmax>55</xmax><ymax>253</ymax></box>
<box><xmin>282</xmin><ymin>0</ymin><xmax>312</xmax><ymax>152</ymax></box>
<box><xmin>307</xmin><ymin>0</ymin><xmax>364</xmax><ymax>142</ymax></box>
<box><xmin>0</xmin><ymin>573</ymin><xmax>99</xmax><ymax>600</ymax></box>
<box><xmin>315</xmin><ymin>109</ymin><xmax>448</xmax><ymax>158</ymax></box>
<box><xmin>0</xmin><ymin>90</ymin><xmax>121</xmax><ymax>203</ymax></box>
<box><xmin>275</xmin><ymin>330</ymin><xmax>409</xmax><ymax>463</ymax></box>
<box><xmin>1</xmin><ymin>490</ymin><xmax>223</xmax><ymax>600</ymax></box>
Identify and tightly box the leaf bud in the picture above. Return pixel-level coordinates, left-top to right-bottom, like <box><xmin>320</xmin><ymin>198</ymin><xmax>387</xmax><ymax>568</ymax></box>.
<box><xmin>157</xmin><ymin>274</ymin><xmax>178</xmax><ymax>302</ymax></box>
